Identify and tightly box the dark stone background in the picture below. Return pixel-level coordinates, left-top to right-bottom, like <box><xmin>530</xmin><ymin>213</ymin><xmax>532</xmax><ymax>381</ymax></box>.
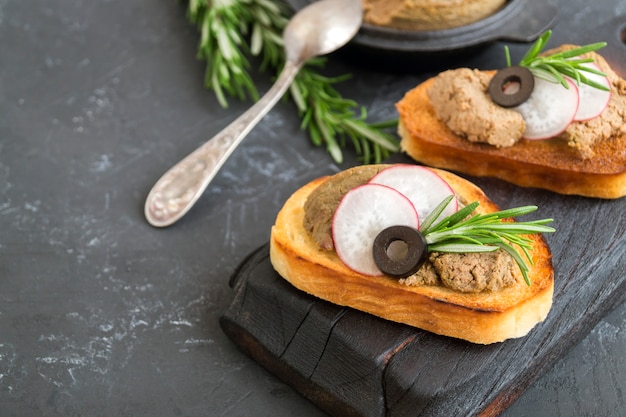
<box><xmin>1</xmin><ymin>0</ymin><xmax>624</xmax><ymax>415</ymax></box>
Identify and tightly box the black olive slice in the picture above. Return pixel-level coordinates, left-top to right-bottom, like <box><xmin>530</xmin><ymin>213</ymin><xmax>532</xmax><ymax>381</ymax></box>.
<box><xmin>372</xmin><ymin>225</ymin><xmax>428</xmax><ymax>278</ymax></box>
<box><xmin>488</xmin><ymin>66</ymin><xmax>535</xmax><ymax>108</ymax></box>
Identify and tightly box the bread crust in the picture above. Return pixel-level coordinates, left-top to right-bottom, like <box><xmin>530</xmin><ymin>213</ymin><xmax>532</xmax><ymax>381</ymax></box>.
<box><xmin>269</xmin><ymin>168</ymin><xmax>554</xmax><ymax>344</ymax></box>
<box><xmin>397</xmin><ymin>77</ymin><xmax>626</xmax><ymax>199</ymax></box>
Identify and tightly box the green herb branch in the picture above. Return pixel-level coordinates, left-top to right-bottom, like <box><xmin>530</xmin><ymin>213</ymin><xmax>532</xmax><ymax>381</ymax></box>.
<box><xmin>185</xmin><ymin>0</ymin><xmax>399</xmax><ymax>163</ymax></box>
<box><xmin>504</xmin><ymin>30</ymin><xmax>609</xmax><ymax>91</ymax></box>
<box><xmin>420</xmin><ymin>196</ymin><xmax>555</xmax><ymax>285</ymax></box>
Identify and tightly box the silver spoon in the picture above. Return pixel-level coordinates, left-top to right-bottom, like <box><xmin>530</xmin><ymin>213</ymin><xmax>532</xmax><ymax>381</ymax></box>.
<box><xmin>145</xmin><ymin>0</ymin><xmax>363</xmax><ymax>227</ymax></box>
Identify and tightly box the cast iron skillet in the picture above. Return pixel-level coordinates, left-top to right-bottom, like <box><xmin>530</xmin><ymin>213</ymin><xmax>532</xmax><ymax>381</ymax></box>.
<box><xmin>284</xmin><ymin>0</ymin><xmax>557</xmax><ymax>53</ymax></box>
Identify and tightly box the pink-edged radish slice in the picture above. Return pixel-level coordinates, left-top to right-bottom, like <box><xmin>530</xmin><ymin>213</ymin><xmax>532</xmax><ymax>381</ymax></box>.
<box><xmin>513</xmin><ymin>76</ymin><xmax>579</xmax><ymax>140</ymax></box>
<box><xmin>332</xmin><ymin>183</ymin><xmax>419</xmax><ymax>276</ymax></box>
<box><xmin>369</xmin><ymin>165</ymin><xmax>458</xmax><ymax>223</ymax></box>
<box><xmin>572</xmin><ymin>62</ymin><xmax>611</xmax><ymax>121</ymax></box>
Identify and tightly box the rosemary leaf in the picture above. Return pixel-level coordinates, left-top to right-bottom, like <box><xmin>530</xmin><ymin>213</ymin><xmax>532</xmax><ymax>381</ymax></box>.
<box><xmin>428</xmin><ymin>243</ymin><xmax>500</xmax><ymax>253</ymax></box>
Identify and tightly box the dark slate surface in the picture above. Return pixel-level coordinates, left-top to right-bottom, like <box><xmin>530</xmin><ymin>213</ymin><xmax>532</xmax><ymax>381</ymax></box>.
<box><xmin>0</xmin><ymin>0</ymin><xmax>624</xmax><ymax>416</ymax></box>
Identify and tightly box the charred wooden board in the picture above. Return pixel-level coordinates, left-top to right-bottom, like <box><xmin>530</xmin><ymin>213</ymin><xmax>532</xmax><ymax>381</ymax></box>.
<box><xmin>220</xmin><ymin>173</ymin><xmax>626</xmax><ymax>416</ymax></box>
<box><xmin>221</xmin><ymin>235</ymin><xmax>625</xmax><ymax>416</ymax></box>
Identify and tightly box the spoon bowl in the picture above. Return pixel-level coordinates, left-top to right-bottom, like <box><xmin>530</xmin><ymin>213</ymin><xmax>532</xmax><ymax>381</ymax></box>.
<box><xmin>145</xmin><ymin>0</ymin><xmax>363</xmax><ymax>227</ymax></box>
<box><xmin>284</xmin><ymin>0</ymin><xmax>362</xmax><ymax>62</ymax></box>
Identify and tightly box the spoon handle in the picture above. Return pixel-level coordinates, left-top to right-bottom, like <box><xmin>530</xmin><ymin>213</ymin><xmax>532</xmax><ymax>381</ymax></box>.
<box><xmin>144</xmin><ymin>60</ymin><xmax>302</xmax><ymax>227</ymax></box>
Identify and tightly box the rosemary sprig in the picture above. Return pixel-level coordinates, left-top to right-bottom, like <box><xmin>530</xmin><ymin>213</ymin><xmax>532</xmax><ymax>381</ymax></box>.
<box><xmin>185</xmin><ymin>0</ymin><xmax>399</xmax><ymax>163</ymax></box>
<box><xmin>504</xmin><ymin>30</ymin><xmax>609</xmax><ymax>91</ymax></box>
<box><xmin>290</xmin><ymin>61</ymin><xmax>400</xmax><ymax>163</ymax></box>
<box><xmin>189</xmin><ymin>0</ymin><xmax>260</xmax><ymax>107</ymax></box>
<box><xmin>420</xmin><ymin>196</ymin><xmax>555</xmax><ymax>286</ymax></box>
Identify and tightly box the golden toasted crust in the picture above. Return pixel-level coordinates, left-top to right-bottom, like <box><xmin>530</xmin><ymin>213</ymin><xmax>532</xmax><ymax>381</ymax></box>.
<box><xmin>269</xmin><ymin>167</ymin><xmax>554</xmax><ymax>344</ymax></box>
<box><xmin>396</xmin><ymin>76</ymin><xmax>626</xmax><ymax>199</ymax></box>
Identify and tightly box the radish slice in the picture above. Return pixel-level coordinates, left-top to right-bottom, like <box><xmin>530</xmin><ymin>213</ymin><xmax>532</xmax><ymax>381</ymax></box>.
<box><xmin>513</xmin><ymin>76</ymin><xmax>579</xmax><ymax>140</ymax></box>
<box><xmin>332</xmin><ymin>184</ymin><xmax>419</xmax><ymax>276</ymax></box>
<box><xmin>369</xmin><ymin>165</ymin><xmax>458</xmax><ymax>222</ymax></box>
<box><xmin>572</xmin><ymin>62</ymin><xmax>611</xmax><ymax>121</ymax></box>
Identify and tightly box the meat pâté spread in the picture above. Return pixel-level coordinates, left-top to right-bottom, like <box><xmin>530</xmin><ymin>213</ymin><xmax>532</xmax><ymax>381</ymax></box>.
<box><xmin>427</xmin><ymin>47</ymin><xmax>626</xmax><ymax>159</ymax></box>
<box><xmin>362</xmin><ymin>0</ymin><xmax>506</xmax><ymax>31</ymax></box>
<box><xmin>303</xmin><ymin>166</ymin><xmax>520</xmax><ymax>294</ymax></box>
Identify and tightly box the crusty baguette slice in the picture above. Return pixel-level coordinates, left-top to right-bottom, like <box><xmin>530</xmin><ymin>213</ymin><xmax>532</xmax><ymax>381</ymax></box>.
<box><xmin>396</xmin><ymin>76</ymin><xmax>626</xmax><ymax>199</ymax></box>
<box><xmin>269</xmin><ymin>167</ymin><xmax>554</xmax><ymax>344</ymax></box>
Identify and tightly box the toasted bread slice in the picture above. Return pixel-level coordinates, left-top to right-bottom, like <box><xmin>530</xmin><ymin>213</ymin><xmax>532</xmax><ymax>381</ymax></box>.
<box><xmin>396</xmin><ymin>68</ymin><xmax>626</xmax><ymax>199</ymax></box>
<box><xmin>269</xmin><ymin>167</ymin><xmax>554</xmax><ymax>344</ymax></box>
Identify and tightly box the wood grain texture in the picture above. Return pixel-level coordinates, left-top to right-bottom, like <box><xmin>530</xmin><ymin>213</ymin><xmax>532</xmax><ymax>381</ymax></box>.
<box><xmin>221</xmin><ymin>169</ymin><xmax>626</xmax><ymax>416</ymax></box>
